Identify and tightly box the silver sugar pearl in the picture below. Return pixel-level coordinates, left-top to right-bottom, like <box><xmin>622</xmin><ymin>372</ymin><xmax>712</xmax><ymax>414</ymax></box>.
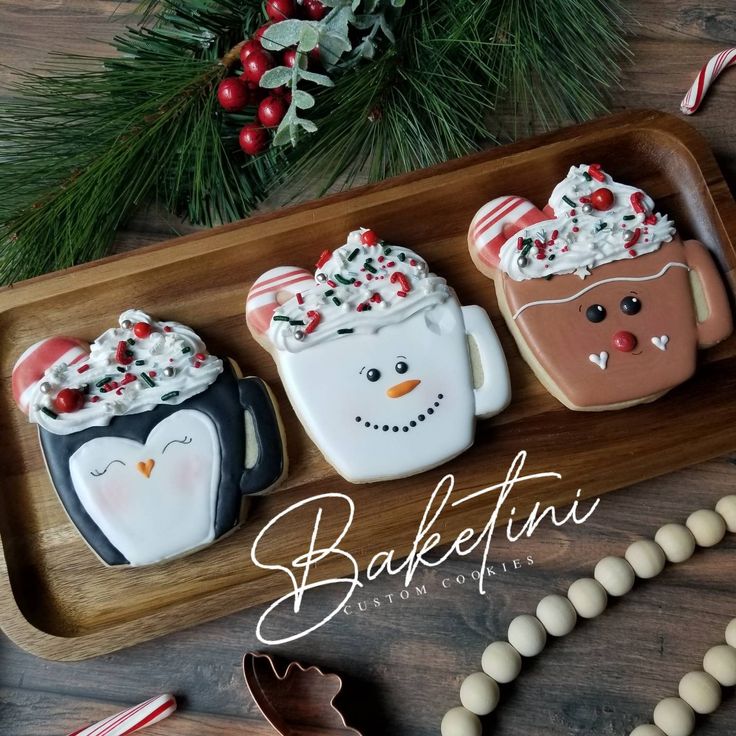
<box><xmin>517</xmin><ymin>255</ymin><xmax>529</xmax><ymax>268</ymax></box>
<box><xmin>581</xmin><ymin>203</ymin><xmax>593</xmax><ymax>214</ymax></box>
<box><xmin>39</xmin><ymin>381</ymin><xmax>52</xmax><ymax>394</ymax></box>
<box><xmin>121</xmin><ymin>319</ymin><xmax>133</xmax><ymax>330</ymax></box>
<box><xmin>294</xmin><ymin>329</ymin><xmax>306</xmax><ymax>341</ymax></box>
<box><xmin>316</xmin><ymin>273</ymin><xmax>327</xmax><ymax>283</ymax></box>
<box><xmin>622</xmin><ymin>230</ymin><xmax>634</xmax><ymax>242</ymax></box>
<box><xmin>162</xmin><ymin>366</ymin><xmax>175</xmax><ymax>378</ymax></box>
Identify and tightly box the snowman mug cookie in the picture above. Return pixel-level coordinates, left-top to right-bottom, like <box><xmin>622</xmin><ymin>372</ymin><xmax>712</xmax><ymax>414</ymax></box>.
<box><xmin>12</xmin><ymin>310</ymin><xmax>287</xmax><ymax>567</ymax></box>
<box><xmin>246</xmin><ymin>229</ymin><xmax>511</xmax><ymax>483</ymax></box>
<box><xmin>468</xmin><ymin>164</ymin><xmax>733</xmax><ymax>411</ymax></box>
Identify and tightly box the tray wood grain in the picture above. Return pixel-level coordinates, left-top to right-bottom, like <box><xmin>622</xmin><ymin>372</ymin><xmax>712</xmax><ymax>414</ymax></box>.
<box><xmin>1</xmin><ymin>110</ymin><xmax>735</xmax><ymax>661</ymax></box>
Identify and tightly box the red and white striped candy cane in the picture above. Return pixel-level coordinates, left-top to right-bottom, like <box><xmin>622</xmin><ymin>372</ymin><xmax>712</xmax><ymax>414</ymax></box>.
<box><xmin>681</xmin><ymin>47</ymin><xmax>736</xmax><ymax>115</ymax></box>
<box><xmin>66</xmin><ymin>694</ymin><xmax>176</xmax><ymax>736</ymax></box>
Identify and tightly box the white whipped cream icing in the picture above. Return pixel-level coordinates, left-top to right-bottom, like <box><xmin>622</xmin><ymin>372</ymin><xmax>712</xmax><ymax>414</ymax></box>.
<box><xmin>268</xmin><ymin>229</ymin><xmax>452</xmax><ymax>353</ymax></box>
<box><xmin>499</xmin><ymin>164</ymin><xmax>676</xmax><ymax>281</ymax></box>
<box><xmin>29</xmin><ymin>309</ymin><xmax>223</xmax><ymax>435</ymax></box>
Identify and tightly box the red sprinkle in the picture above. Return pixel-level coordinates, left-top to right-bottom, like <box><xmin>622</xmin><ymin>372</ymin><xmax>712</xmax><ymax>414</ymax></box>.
<box><xmin>194</xmin><ymin>361</ymin><xmax>202</xmax><ymax>368</ymax></box>
<box><xmin>305</xmin><ymin>310</ymin><xmax>321</xmax><ymax>334</ymax></box>
<box><xmin>195</xmin><ymin>352</ymin><xmax>206</xmax><ymax>361</ymax></box>
<box><xmin>517</xmin><ymin>237</ymin><xmax>524</xmax><ymax>251</ymax></box>
<box><xmin>77</xmin><ymin>364</ymin><xmax>90</xmax><ymax>374</ymax></box>
<box><xmin>315</xmin><ymin>249</ymin><xmax>331</xmax><ymax>269</ymax></box>
<box><xmin>164</xmin><ymin>326</ymin><xmax>172</xmax><ymax>332</ymax></box>
<box><xmin>390</xmin><ymin>272</ymin><xmax>411</xmax><ymax>292</ymax></box>
<box><xmin>115</xmin><ymin>341</ymin><xmax>132</xmax><ymax>365</ymax></box>
<box><xmin>536</xmin><ymin>254</ymin><xmax>546</xmax><ymax>260</ymax></box>
<box><xmin>353</xmin><ymin>280</ymin><xmax>362</xmax><ymax>287</ymax></box>
<box><xmin>628</xmin><ymin>249</ymin><xmax>637</xmax><ymax>256</ymax></box>
<box><xmin>630</xmin><ymin>192</ymin><xmax>645</xmax><ymax>214</ymax></box>
<box><xmin>386</xmin><ymin>261</ymin><xmax>396</xmax><ymax>268</ymax></box>
<box><xmin>409</xmin><ymin>259</ymin><xmax>417</xmax><ymax>266</ymax></box>
<box><xmin>579</xmin><ymin>196</ymin><xmax>591</xmax><ymax>203</ymax></box>
<box><xmin>121</xmin><ymin>374</ymin><xmax>137</xmax><ymax>386</ymax></box>
<box><xmin>572</xmin><ymin>227</ymin><xmax>580</xmax><ymax>233</ymax></box>
<box><xmin>90</xmin><ymin>396</ymin><xmax>100</xmax><ymax>403</ymax></box>
<box><xmin>644</xmin><ymin>214</ymin><xmax>657</xmax><ymax>225</ymax></box>
<box><xmin>149</xmin><ymin>371</ymin><xmax>157</xmax><ymax>378</ymax></box>
<box><xmin>326</xmin><ymin>279</ymin><xmax>337</xmax><ymax>288</ymax></box>
<box><xmin>588</xmin><ymin>163</ymin><xmax>605</xmax><ymax>182</ymax></box>
<box><xmin>377</xmin><ymin>255</ymin><xmax>385</xmax><ymax>263</ymax></box>
<box><xmin>366</xmin><ymin>274</ymin><xmax>373</xmax><ymax>280</ymax></box>
<box><xmin>296</xmin><ymin>292</ymin><xmax>304</xmax><ymax>305</ymax></box>
<box><xmin>397</xmin><ymin>291</ymin><xmax>407</xmax><ymax>297</ymax></box>
<box><xmin>356</xmin><ymin>303</ymin><xmax>366</xmax><ymax>312</ymax></box>
<box><xmin>551</xmin><ymin>230</ymin><xmax>559</xmax><ymax>241</ymax></box>
<box><xmin>371</xmin><ymin>293</ymin><xmax>382</xmax><ymax>303</ymax></box>
<box><xmin>627</xmin><ymin>227</ymin><xmax>642</xmax><ymax>247</ymax></box>
<box><xmin>116</xmin><ymin>388</ymin><xmax>124</xmax><ymax>396</ymax></box>
<box><xmin>570</xmin><ymin>209</ymin><xmax>577</xmax><ymax>216</ymax></box>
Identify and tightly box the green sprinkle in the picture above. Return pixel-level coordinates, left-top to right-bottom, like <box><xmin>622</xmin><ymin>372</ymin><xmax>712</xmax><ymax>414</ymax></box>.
<box><xmin>562</xmin><ymin>195</ymin><xmax>576</xmax><ymax>207</ymax></box>
<box><xmin>135</xmin><ymin>359</ymin><xmax>145</xmax><ymax>366</ymax></box>
<box><xmin>523</xmin><ymin>238</ymin><xmax>533</xmax><ymax>246</ymax></box>
<box><xmin>332</xmin><ymin>297</ymin><xmax>342</xmax><ymax>306</ymax></box>
<box><xmin>338</xmin><ymin>328</ymin><xmax>354</xmax><ymax>334</ymax></box>
<box><xmin>127</xmin><ymin>338</ymin><xmax>135</xmax><ymax>345</ymax></box>
<box><xmin>182</xmin><ymin>346</ymin><xmax>192</xmax><ymax>353</ymax></box>
<box><xmin>95</xmin><ymin>376</ymin><xmax>113</xmax><ymax>387</ymax></box>
<box><xmin>324</xmin><ymin>289</ymin><xmax>334</xmax><ymax>297</ymax></box>
<box><xmin>583</xmin><ymin>172</ymin><xmax>592</xmax><ymax>181</ymax></box>
<box><xmin>623</xmin><ymin>215</ymin><xmax>635</xmax><ymax>220</ymax></box>
<box><xmin>290</xmin><ymin>320</ymin><xmax>305</xmax><ymax>326</ymax></box>
<box><xmin>364</xmin><ymin>263</ymin><xmax>378</xmax><ymax>274</ymax></box>
<box><xmin>383</xmin><ymin>247</ymin><xmax>392</xmax><ymax>255</ymax></box>
<box><xmin>347</xmin><ymin>248</ymin><xmax>360</xmax><ymax>261</ymax></box>
<box><xmin>41</xmin><ymin>406</ymin><xmax>58</xmax><ymax>419</ymax></box>
<box><xmin>272</xmin><ymin>315</ymin><xmax>290</xmax><ymax>322</ymax></box>
<box><xmin>161</xmin><ymin>391</ymin><xmax>180</xmax><ymax>401</ymax></box>
<box><xmin>545</xmin><ymin>275</ymin><xmax>554</xmax><ymax>281</ymax></box>
<box><xmin>398</xmin><ymin>252</ymin><xmax>406</xmax><ymax>262</ymax></box>
<box><xmin>548</xmin><ymin>254</ymin><xmax>556</xmax><ymax>260</ymax></box>
<box><xmin>116</xmin><ymin>366</ymin><xmax>126</xmax><ymax>373</ymax></box>
<box><xmin>99</xmin><ymin>388</ymin><xmax>107</xmax><ymax>394</ymax></box>
<box><xmin>141</xmin><ymin>372</ymin><xmax>155</xmax><ymax>387</ymax></box>
<box><xmin>363</xmin><ymin>304</ymin><xmax>372</xmax><ymax>311</ymax></box>
<box><xmin>596</xmin><ymin>222</ymin><xmax>608</xmax><ymax>232</ymax></box>
<box><xmin>572</xmin><ymin>218</ymin><xmax>578</xmax><ymax>223</ymax></box>
<box><xmin>365</xmin><ymin>257</ymin><xmax>373</xmax><ymax>262</ymax></box>
<box><xmin>335</xmin><ymin>274</ymin><xmax>354</xmax><ymax>285</ymax></box>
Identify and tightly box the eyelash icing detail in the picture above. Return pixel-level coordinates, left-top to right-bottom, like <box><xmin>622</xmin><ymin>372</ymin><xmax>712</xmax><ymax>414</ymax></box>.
<box><xmin>161</xmin><ymin>436</ymin><xmax>193</xmax><ymax>454</ymax></box>
<box><xmin>90</xmin><ymin>459</ymin><xmax>126</xmax><ymax>477</ymax></box>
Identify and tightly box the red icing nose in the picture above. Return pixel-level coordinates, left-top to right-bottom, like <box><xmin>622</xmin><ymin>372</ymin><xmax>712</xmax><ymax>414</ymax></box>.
<box><xmin>612</xmin><ymin>330</ymin><xmax>637</xmax><ymax>352</ymax></box>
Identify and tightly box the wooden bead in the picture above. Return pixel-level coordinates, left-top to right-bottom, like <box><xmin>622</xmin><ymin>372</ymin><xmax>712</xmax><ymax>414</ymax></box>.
<box><xmin>536</xmin><ymin>594</ymin><xmax>577</xmax><ymax>636</ymax></box>
<box><xmin>653</xmin><ymin>697</ymin><xmax>695</xmax><ymax>736</ymax></box>
<box><xmin>460</xmin><ymin>672</ymin><xmax>500</xmax><ymax>716</ymax></box>
<box><xmin>625</xmin><ymin>539</ymin><xmax>666</xmax><ymax>579</ymax></box>
<box><xmin>507</xmin><ymin>614</ymin><xmax>547</xmax><ymax>657</ymax></box>
<box><xmin>685</xmin><ymin>508</ymin><xmax>726</xmax><ymax>547</ymax></box>
<box><xmin>678</xmin><ymin>671</ymin><xmax>721</xmax><ymax>714</ymax></box>
<box><xmin>481</xmin><ymin>641</ymin><xmax>522</xmax><ymax>684</ymax></box>
<box><xmin>715</xmin><ymin>494</ymin><xmax>736</xmax><ymax>532</ymax></box>
<box><xmin>594</xmin><ymin>555</ymin><xmax>635</xmax><ymax>596</ymax></box>
<box><xmin>703</xmin><ymin>645</ymin><xmax>736</xmax><ymax>687</ymax></box>
<box><xmin>630</xmin><ymin>726</ymin><xmax>666</xmax><ymax>736</ymax></box>
<box><xmin>726</xmin><ymin>618</ymin><xmax>736</xmax><ymax>648</ymax></box>
<box><xmin>441</xmin><ymin>706</ymin><xmax>482</xmax><ymax>736</ymax></box>
<box><xmin>567</xmin><ymin>577</ymin><xmax>607</xmax><ymax>618</ymax></box>
<box><xmin>654</xmin><ymin>524</ymin><xmax>696</xmax><ymax>563</ymax></box>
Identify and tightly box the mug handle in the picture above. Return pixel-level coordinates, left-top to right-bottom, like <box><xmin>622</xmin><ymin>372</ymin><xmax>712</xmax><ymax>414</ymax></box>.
<box><xmin>238</xmin><ymin>377</ymin><xmax>287</xmax><ymax>495</ymax></box>
<box><xmin>461</xmin><ymin>305</ymin><xmax>512</xmax><ymax>419</ymax></box>
<box><xmin>683</xmin><ymin>239</ymin><xmax>734</xmax><ymax>348</ymax></box>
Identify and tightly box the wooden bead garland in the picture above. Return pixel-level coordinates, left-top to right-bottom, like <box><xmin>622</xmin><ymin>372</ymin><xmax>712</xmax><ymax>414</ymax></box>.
<box><xmin>442</xmin><ymin>497</ymin><xmax>735</xmax><ymax>736</ymax></box>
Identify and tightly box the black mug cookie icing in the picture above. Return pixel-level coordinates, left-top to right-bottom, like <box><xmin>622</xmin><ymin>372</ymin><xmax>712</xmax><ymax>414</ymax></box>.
<box><xmin>12</xmin><ymin>309</ymin><xmax>287</xmax><ymax>567</ymax></box>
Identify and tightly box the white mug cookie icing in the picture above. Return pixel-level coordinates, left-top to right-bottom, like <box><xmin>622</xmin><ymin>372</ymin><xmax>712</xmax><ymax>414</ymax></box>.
<box><xmin>12</xmin><ymin>310</ymin><xmax>287</xmax><ymax>567</ymax></box>
<box><xmin>246</xmin><ymin>229</ymin><xmax>511</xmax><ymax>483</ymax></box>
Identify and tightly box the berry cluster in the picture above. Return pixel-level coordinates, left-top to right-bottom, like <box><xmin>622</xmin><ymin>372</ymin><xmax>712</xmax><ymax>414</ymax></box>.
<box><xmin>215</xmin><ymin>0</ymin><xmax>327</xmax><ymax>156</ymax></box>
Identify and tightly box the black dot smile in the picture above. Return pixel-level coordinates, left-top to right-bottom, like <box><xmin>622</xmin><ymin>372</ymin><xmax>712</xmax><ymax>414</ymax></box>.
<box><xmin>355</xmin><ymin>394</ymin><xmax>444</xmax><ymax>433</ymax></box>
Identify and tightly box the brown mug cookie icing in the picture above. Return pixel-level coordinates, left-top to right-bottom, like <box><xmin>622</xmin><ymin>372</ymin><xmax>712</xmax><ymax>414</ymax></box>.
<box><xmin>468</xmin><ymin>164</ymin><xmax>733</xmax><ymax>411</ymax></box>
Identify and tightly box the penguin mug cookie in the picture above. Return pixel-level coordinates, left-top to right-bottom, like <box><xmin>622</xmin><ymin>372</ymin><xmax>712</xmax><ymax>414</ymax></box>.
<box><xmin>12</xmin><ymin>310</ymin><xmax>287</xmax><ymax>567</ymax></box>
<box><xmin>468</xmin><ymin>164</ymin><xmax>733</xmax><ymax>411</ymax></box>
<box><xmin>246</xmin><ymin>229</ymin><xmax>511</xmax><ymax>483</ymax></box>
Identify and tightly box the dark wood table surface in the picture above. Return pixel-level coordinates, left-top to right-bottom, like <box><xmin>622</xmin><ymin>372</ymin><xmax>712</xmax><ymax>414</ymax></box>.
<box><xmin>1</xmin><ymin>2</ymin><xmax>735</xmax><ymax>734</ymax></box>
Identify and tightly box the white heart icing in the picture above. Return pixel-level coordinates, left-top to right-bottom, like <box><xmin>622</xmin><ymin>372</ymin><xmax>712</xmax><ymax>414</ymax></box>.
<box><xmin>68</xmin><ymin>409</ymin><xmax>220</xmax><ymax>566</ymax></box>
<box><xmin>589</xmin><ymin>352</ymin><xmax>608</xmax><ymax>370</ymax></box>
<box><xmin>651</xmin><ymin>335</ymin><xmax>669</xmax><ymax>351</ymax></box>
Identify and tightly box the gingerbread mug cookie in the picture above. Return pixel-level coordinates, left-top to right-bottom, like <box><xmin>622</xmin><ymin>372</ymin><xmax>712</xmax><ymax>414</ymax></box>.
<box><xmin>12</xmin><ymin>310</ymin><xmax>287</xmax><ymax>566</ymax></box>
<box><xmin>468</xmin><ymin>164</ymin><xmax>733</xmax><ymax>411</ymax></box>
<box><xmin>246</xmin><ymin>229</ymin><xmax>511</xmax><ymax>483</ymax></box>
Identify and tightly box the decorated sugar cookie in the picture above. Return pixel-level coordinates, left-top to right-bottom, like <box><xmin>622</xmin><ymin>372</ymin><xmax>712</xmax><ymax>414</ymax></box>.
<box><xmin>468</xmin><ymin>164</ymin><xmax>733</xmax><ymax>411</ymax></box>
<box><xmin>246</xmin><ymin>229</ymin><xmax>511</xmax><ymax>484</ymax></box>
<box><xmin>12</xmin><ymin>310</ymin><xmax>287</xmax><ymax>567</ymax></box>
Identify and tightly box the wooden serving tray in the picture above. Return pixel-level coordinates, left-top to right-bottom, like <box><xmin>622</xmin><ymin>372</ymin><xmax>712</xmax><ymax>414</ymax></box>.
<box><xmin>2</xmin><ymin>110</ymin><xmax>735</xmax><ymax>661</ymax></box>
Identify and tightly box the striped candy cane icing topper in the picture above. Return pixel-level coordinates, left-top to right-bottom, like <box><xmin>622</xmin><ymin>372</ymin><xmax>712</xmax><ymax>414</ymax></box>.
<box><xmin>470</xmin><ymin>164</ymin><xmax>675</xmax><ymax>281</ymax></box>
<box><xmin>247</xmin><ymin>228</ymin><xmax>511</xmax><ymax>483</ymax></box>
<box><xmin>467</xmin><ymin>165</ymin><xmax>732</xmax><ymax>411</ymax></box>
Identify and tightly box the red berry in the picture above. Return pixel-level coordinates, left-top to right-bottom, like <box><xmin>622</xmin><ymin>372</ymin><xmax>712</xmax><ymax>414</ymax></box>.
<box><xmin>243</xmin><ymin>50</ymin><xmax>274</xmax><ymax>84</ymax></box>
<box><xmin>303</xmin><ymin>0</ymin><xmax>327</xmax><ymax>20</ymax></box>
<box><xmin>258</xmin><ymin>96</ymin><xmax>287</xmax><ymax>128</ymax></box>
<box><xmin>255</xmin><ymin>23</ymin><xmax>272</xmax><ymax>43</ymax></box>
<box><xmin>217</xmin><ymin>77</ymin><xmax>249</xmax><ymax>112</ymax></box>
<box><xmin>361</xmin><ymin>229</ymin><xmax>380</xmax><ymax>246</ymax></box>
<box><xmin>283</xmin><ymin>48</ymin><xmax>298</xmax><ymax>68</ymax></box>
<box><xmin>239</xmin><ymin>123</ymin><xmax>269</xmax><ymax>156</ymax></box>
<box><xmin>590</xmin><ymin>187</ymin><xmax>614</xmax><ymax>211</ymax></box>
<box><xmin>54</xmin><ymin>388</ymin><xmax>85</xmax><ymax>413</ymax></box>
<box><xmin>239</xmin><ymin>39</ymin><xmax>262</xmax><ymax>66</ymax></box>
<box><xmin>133</xmin><ymin>322</ymin><xmax>153</xmax><ymax>339</ymax></box>
<box><xmin>266</xmin><ymin>0</ymin><xmax>296</xmax><ymax>21</ymax></box>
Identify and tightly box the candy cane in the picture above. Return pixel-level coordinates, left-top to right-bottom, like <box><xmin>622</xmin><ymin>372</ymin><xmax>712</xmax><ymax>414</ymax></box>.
<box><xmin>246</xmin><ymin>267</ymin><xmax>315</xmax><ymax>336</ymax></box>
<box><xmin>681</xmin><ymin>47</ymin><xmax>736</xmax><ymax>115</ymax></box>
<box><xmin>66</xmin><ymin>694</ymin><xmax>176</xmax><ymax>736</ymax></box>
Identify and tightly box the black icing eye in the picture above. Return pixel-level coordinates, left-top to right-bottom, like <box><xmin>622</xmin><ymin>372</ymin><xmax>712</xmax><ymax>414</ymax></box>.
<box><xmin>395</xmin><ymin>361</ymin><xmax>409</xmax><ymax>374</ymax></box>
<box><xmin>366</xmin><ymin>368</ymin><xmax>381</xmax><ymax>382</ymax></box>
<box><xmin>585</xmin><ymin>304</ymin><xmax>607</xmax><ymax>323</ymax></box>
<box><xmin>620</xmin><ymin>296</ymin><xmax>642</xmax><ymax>315</ymax></box>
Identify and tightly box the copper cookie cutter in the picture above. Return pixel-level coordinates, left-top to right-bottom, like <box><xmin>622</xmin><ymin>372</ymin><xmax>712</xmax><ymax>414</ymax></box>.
<box><xmin>244</xmin><ymin>652</ymin><xmax>362</xmax><ymax>736</ymax></box>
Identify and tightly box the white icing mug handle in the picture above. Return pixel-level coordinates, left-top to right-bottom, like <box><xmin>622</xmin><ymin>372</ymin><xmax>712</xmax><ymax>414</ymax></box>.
<box><xmin>461</xmin><ymin>305</ymin><xmax>511</xmax><ymax>419</ymax></box>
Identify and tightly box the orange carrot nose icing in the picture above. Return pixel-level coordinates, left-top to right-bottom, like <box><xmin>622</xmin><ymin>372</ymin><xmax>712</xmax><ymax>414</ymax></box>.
<box><xmin>386</xmin><ymin>379</ymin><xmax>421</xmax><ymax>398</ymax></box>
<box><xmin>136</xmin><ymin>459</ymin><xmax>155</xmax><ymax>478</ymax></box>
